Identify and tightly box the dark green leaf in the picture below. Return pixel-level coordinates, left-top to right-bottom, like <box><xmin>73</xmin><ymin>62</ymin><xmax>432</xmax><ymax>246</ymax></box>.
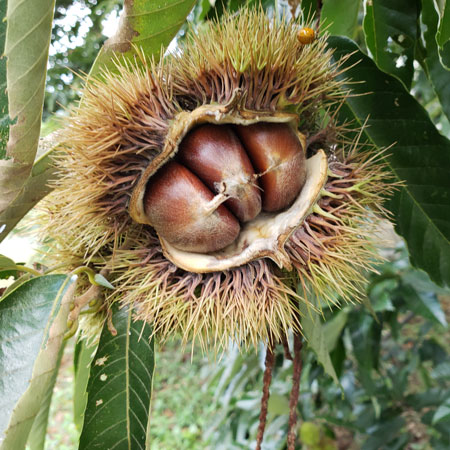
<box><xmin>300</xmin><ymin>0</ymin><xmax>317</xmax><ymax>18</ymax></box>
<box><xmin>329</xmin><ymin>36</ymin><xmax>450</xmax><ymax>287</ymax></box>
<box><xmin>406</xmin><ymin>388</ymin><xmax>450</xmax><ymax>408</ymax></box>
<box><xmin>419</xmin><ymin>338</ymin><xmax>448</xmax><ymax>365</ymax></box>
<box><xmin>0</xmin><ymin>269</ymin><xmax>18</xmax><ymax>281</ymax></box>
<box><xmin>363</xmin><ymin>0</ymin><xmax>420</xmax><ymax>89</ymax></box>
<box><xmin>368</xmin><ymin>278</ymin><xmax>397</xmax><ymax>312</ymax></box>
<box><xmin>421</xmin><ymin>0</ymin><xmax>450</xmax><ymax>122</ymax></box>
<box><xmin>79</xmin><ymin>304</ymin><xmax>155</xmax><ymax>450</ymax></box>
<box><xmin>0</xmin><ymin>275</ymin><xmax>74</xmax><ymax>449</ymax></box>
<box><xmin>433</xmin><ymin>399</ymin><xmax>450</xmax><ymax>424</ymax></box>
<box><xmin>321</xmin><ymin>0</ymin><xmax>361</xmax><ymax>39</ymax></box>
<box><xmin>348</xmin><ymin>312</ymin><xmax>381</xmax><ymax>393</ymax></box>
<box><xmin>431</xmin><ymin>361</ymin><xmax>450</xmax><ymax>380</ymax></box>
<box><xmin>362</xmin><ymin>416</ymin><xmax>405</xmax><ymax>450</ymax></box>
<box><xmin>90</xmin><ymin>0</ymin><xmax>196</xmax><ymax>76</ymax></box>
<box><xmin>300</xmin><ymin>306</ymin><xmax>340</xmax><ymax>385</ymax></box>
<box><xmin>329</xmin><ymin>337</ymin><xmax>346</xmax><ymax>379</ymax></box>
<box><xmin>400</xmin><ymin>282</ymin><xmax>447</xmax><ymax>326</ymax></box>
<box><xmin>436</xmin><ymin>0</ymin><xmax>450</xmax><ymax>69</ymax></box>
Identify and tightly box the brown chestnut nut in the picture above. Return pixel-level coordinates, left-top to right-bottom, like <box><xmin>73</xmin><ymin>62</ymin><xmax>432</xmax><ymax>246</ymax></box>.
<box><xmin>177</xmin><ymin>124</ymin><xmax>261</xmax><ymax>223</ymax></box>
<box><xmin>143</xmin><ymin>161</ymin><xmax>240</xmax><ymax>253</ymax></box>
<box><xmin>234</xmin><ymin>122</ymin><xmax>306</xmax><ymax>212</ymax></box>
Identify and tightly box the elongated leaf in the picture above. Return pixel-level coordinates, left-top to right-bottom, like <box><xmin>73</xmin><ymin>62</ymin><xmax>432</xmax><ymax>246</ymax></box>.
<box><xmin>321</xmin><ymin>0</ymin><xmax>361</xmax><ymax>39</ymax></box>
<box><xmin>0</xmin><ymin>254</ymin><xmax>15</xmax><ymax>270</ymax></box>
<box><xmin>433</xmin><ymin>399</ymin><xmax>450</xmax><ymax>424</ymax></box>
<box><xmin>0</xmin><ymin>146</ymin><xmax>56</xmax><ymax>243</ymax></box>
<box><xmin>4</xmin><ymin>0</ymin><xmax>55</xmax><ymax>163</ymax></box>
<box><xmin>1</xmin><ymin>0</ymin><xmax>55</xmax><ymax>224</ymax></box>
<box><xmin>329</xmin><ymin>36</ymin><xmax>450</xmax><ymax>287</ymax></box>
<box><xmin>400</xmin><ymin>280</ymin><xmax>447</xmax><ymax>326</ymax></box>
<box><xmin>348</xmin><ymin>312</ymin><xmax>381</xmax><ymax>393</ymax></box>
<box><xmin>79</xmin><ymin>305</ymin><xmax>154</xmax><ymax>450</ymax></box>
<box><xmin>73</xmin><ymin>339</ymin><xmax>98</xmax><ymax>431</ymax></box>
<box><xmin>26</xmin><ymin>343</ymin><xmax>66</xmax><ymax>450</ymax></box>
<box><xmin>299</xmin><ymin>305</ymin><xmax>340</xmax><ymax>385</ymax></box>
<box><xmin>0</xmin><ymin>0</ymin><xmax>11</xmax><ymax>160</ymax></box>
<box><xmin>0</xmin><ymin>275</ymin><xmax>75</xmax><ymax>448</ymax></box>
<box><xmin>421</xmin><ymin>0</ymin><xmax>450</xmax><ymax>122</ymax></box>
<box><xmin>324</xmin><ymin>309</ymin><xmax>349</xmax><ymax>351</ymax></box>
<box><xmin>363</xmin><ymin>0</ymin><xmax>420</xmax><ymax>89</ymax></box>
<box><xmin>436</xmin><ymin>0</ymin><xmax>450</xmax><ymax>69</ymax></box>
<box><xmin>91</xmin><ymin>0</ymin><xmax>196</xmax><ymax>76</ymax></box>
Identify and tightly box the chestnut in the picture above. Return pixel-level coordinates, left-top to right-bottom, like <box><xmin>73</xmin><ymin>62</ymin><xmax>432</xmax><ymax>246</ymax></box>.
<box><xmin>143</xmin><ymin>161</ymin><xmax>240</xmax><ymax>253</ymax></box>
<box><xmin>177</xmin><ymin>124</ymin><xmax>262</xmax><ymax>223</ymax></box>
<box><xmin>143</xmin><ymin>121</ymin><xmax>306</xmax><ymax>254</ymax></box>
<box><xmin>234</xmin><ymin>122</ymin><xmax>306</xmax><ymax>212</ymax></box>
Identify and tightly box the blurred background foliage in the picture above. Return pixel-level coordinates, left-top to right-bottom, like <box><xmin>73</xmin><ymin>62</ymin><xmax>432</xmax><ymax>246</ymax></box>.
<box><xmin>28</xmin><ymin>0</ymin><xmax>450</xmax><ymax>448</ymax></box>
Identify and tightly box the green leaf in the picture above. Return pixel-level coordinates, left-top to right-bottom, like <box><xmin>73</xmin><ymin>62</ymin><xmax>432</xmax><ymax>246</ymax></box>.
<box><xmin>363</xmin><ymin>0</ymin><xmax>420</xmax><ymax>89</ymax></box>
<box><xmin>433</xmin><ymin>399</ymin><xmax>450</xmax><ymax>424</ymax></box>
<box><xmin>431</xmin><ymin>361</ymin><xmax>450</xmax><ymax>380</ymax></box>
<box><xmin>421</xmin><ymin>0</ymin><xmax>450</xmax><ymax>122</ymax></box>
<box><xmin>436</xmin><ymin>0</ymin><xmax>450</xmax><ymax>69</ymax></box>
<box><xmin>348</xmin><ymin>311</ymin><xmax>381</xmax><ymax>393</ymax></box>
<box><xmin>94</xmin><ymin>273</ymin><xmax>114</xmax><ymax>290</ymax></box>
<box><xmin>79</xmin><ymin>304</ymin><xmax>155</xmax><ymax>450</ymax></box>
<box><xmin>1</xmin><ymin>0</ymin><xmax>55</xmax><ymax>223</ymax></box>
<box><xmin>90</xmin><ymin>0</ymin><xmax>196</xmax><ymax>76</ymax></box>
<box><xmin>299</xmin><ymin>306</ymin><xmax>340</xmax><ymax>385</ymax></box>
<box><xmin>0</xmin><ymin>254</ymin><xmax>15</xmax><ymax>270</ymax></box>
<box><xmin>73</xmin><ymin>339</ymin><xmax>98</xmax><ymax>431</ymax></box>
<box><xmin>329</xmin><ymin>36</ymin><xmax>450</xmax><ymax>288</ymax></box>
<box><xmin>0</xmin><ymin>139</ymin><xmax>58</xmax><ymax>243</ymax></box>
<box><xmin>368</xmin><ymin>279</ymin><xmax>397</xmax><ymax>312</ymax></box>
<box><xmin>0</xmin><ymin>0</ymin><xmax>11</xmax><ymax>160</ymax></box>
<box><xmin>363</xmin><ymin>416</ymin><xmax>406</xmax><ymax>450</ymax></box>
<box><xmin>400</xmin><ymin>282</ymin><xmax>447</xmax><ymax>326</ymax></box>
<box><xmin>0</xmin><ymin>274</ymin><xmax>75</xmax><ymax>449</ymax></box>
<box><xmin>321</xmin><ymin>0</ymin><xmax>361</xmax><ymax>39</ymax></box>
<box><xmin>4</xmin><ymin>0</ymin><xmax>55</xmax><ymax>163</ymax></box>
<box><xmin>323</xmin><ymin>308</ymin><xmax>349</xmax><ymax>351</ymax></box>
<box><xmin>300</xmin><ymin>0</ymin><xmax>317</xmax><ymax>18</ymax></box>
<box><xmin>26</xmin><ymin>343</ymin><xmax>66</xmax><ymax>450</ymax></box>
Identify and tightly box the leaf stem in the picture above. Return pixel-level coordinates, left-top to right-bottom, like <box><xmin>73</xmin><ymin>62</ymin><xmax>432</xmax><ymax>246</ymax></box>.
<box><xmin>13</xmin><ymin>264</ymin><xmax>41</xmax><ymax>277</ymax></box>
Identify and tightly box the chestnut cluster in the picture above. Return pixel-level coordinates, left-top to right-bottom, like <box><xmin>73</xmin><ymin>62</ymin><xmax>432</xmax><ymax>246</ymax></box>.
<box><xmin>143</xmin><ymin>122</ymin><xmax>306</xmax><ymax>253</ymax></box>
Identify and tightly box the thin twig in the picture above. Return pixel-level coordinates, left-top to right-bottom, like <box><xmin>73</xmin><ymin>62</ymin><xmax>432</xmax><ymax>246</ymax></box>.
<box><xmin>287</xmin><ymin>332</ymin><xmax>303</xmax><ymax>450</ymax></box>
<box><xmin>255</xmin><ymin>341</ymin><xmax>276</xmax><ymax>450</ymax></box>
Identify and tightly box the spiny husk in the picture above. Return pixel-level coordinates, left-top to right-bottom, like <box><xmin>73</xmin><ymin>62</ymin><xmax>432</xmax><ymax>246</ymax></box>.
<box><xmin>38</xmin><ymin>9</ymin><xmax>394</xmax><ymax>351</ymax></box>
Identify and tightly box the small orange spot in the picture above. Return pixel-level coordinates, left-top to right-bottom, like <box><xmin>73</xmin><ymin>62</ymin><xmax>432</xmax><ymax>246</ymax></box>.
<box><xmin>297</xmin><ymin>27</ymin><xmax>315</xmax><ymax>45</ymax></box>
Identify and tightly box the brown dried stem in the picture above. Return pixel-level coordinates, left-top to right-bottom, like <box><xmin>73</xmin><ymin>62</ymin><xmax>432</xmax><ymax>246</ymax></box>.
<box><xmin>281</xmin><ymin>333</ymin><xmax>293</xmax><ymax>361</ymax></box>
<box><xmin>287</xmin><ymin>332</ymin><xmax>303</xmax><ymax>450</ymax></box>
<box><xmin>255</xmin><ymin>340</ymin><xmax>276</xmax><ymax>450</ymax></box>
